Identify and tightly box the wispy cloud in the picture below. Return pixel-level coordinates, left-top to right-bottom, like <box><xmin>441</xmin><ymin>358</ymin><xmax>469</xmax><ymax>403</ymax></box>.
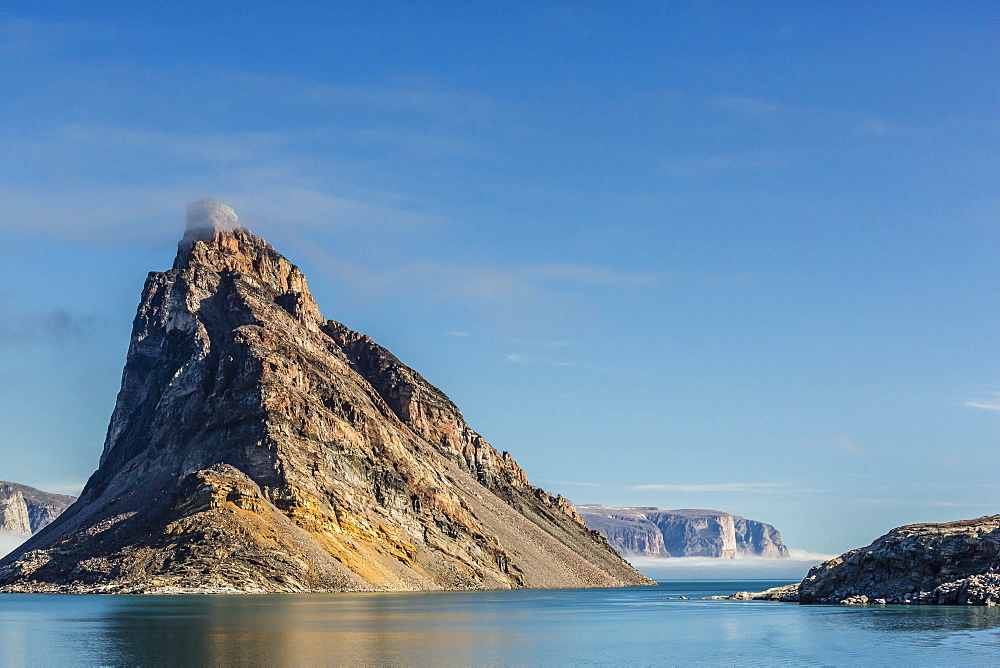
<box><xmin>661</xmin><ymin>150</ymin><xmax>794</xmax><ymax>178</ymax></box>
<box><xmin>795</xmin><ymin>432</ymin><xmax>868</xmax><ymax>457</ymax></box>
<box><xmin>509</xmin><ymin>338</ymin><xmax>574</xmax><ymax>349</ymax></box>
<box><xmin>711</xmin><ymin>95</ymin><xmax>788</xmax><ymax>116</ymax></box>
<box><xmin>0</xmin><ymin>17</ymin><xmax>119</xmax><ymax>59</ymax></box>
<box><xmin>633</xmin><ymin>482</ymin><xmax>826</xmax><ymax>494</ymax></box>
<box><xmin>0</xmin><ymin>307</ymin><xmax>96</xmax><ymax>347</ymax></box>
<box><xmin>297</xmin><ymin>241</ymin><xmax>657</xmax><ymax>306</ymax></box>
<box><xmin>538</xmin><ymin>480</ymin><xmax>825</xmax><ymax>494</ymax></box>
<box><xmin>965</xmin><ymin>392</ymin><xmax>1000</xmax><ymax>411</ymax></box>
<box><xmin>502</xmin><ymin>353</ymin><xmax>628</xmax><ymax>376</ymax></box>
<box><xmin>858</xmin><ymin>498</ymin><xmax>996</xmax><ymax>508</ymax></box>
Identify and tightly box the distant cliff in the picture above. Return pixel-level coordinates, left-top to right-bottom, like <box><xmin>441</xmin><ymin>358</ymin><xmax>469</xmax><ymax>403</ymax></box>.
<box><xmin>576</xmin><ymin>506</ymin><xmax>789</xmax><ymax>559</ymax></box>
<box><xmin>0</xmin><ymin>482</ymin><xmax>75</xmax><ymax>535</ymax></box>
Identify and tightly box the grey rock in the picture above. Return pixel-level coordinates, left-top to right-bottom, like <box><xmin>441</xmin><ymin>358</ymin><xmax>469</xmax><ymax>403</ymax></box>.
<box><xmin>725</xmin><ymin>515</ymin><xmax>1000</xmax><ymax>606</ymax></box>
<box><xmin>797</xmin><ymin>515</ymin><xmax>1000</xmax><ymax>606</ymax></box>
<box><xmin>0</xmin><ymin>202</ymin><xmax>652</xmax><ymax>594</ymax></box>
<box><xmin>576</xmin><ymin>505</ymin><xmax>789</xmax><ymax>559</ymax></box>
<box><xmin>706</xmin><ymin>583</ymin><xmax>800</xmax><ymax>602</ymax></box>
<box><xmin>0</xmin><ymin>482</ymin><xmax>75</xmax><ymax>535</ymax></box>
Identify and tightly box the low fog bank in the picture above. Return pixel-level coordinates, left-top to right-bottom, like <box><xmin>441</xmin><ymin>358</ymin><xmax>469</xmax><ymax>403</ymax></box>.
<box><xmin>0</xmin><ymin>531</ymin><xmax>28</xmax><ymax>559</ymax></box>
<box><xmin>628</xmin><ymin>550</ymin><xmax>839</xmax><ymax>581</ymax></box>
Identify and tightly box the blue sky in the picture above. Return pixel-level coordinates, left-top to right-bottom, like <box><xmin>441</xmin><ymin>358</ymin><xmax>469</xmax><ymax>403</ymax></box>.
<box><xmin>1</xmin><ymin>1</ymin><xmax>997</xmax><ymax>561</ymax></box>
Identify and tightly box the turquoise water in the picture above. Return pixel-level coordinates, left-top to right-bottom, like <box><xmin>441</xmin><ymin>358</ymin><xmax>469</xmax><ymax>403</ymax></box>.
<box><xmin>2</xmin><ymin>581</ymin><xmax>999</xmax><ymax>665</ymax></box>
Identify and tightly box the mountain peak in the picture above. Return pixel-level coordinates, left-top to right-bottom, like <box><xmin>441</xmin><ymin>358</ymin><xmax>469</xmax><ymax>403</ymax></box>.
<box><xmin>0</xmin><ymin>203</ymin><xmax>651</xmax><ymax>593</ymax></box>
<box><xmin>178</xmin><ymin>198</ymin><xmax>244</xmax><ymax>256</ymax></box>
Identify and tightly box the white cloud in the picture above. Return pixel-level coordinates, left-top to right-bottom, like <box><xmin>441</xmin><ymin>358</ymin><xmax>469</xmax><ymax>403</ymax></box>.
<box><xmin>632</xmin><ymin>482</ymin><xmax>825</xmax><ymax>494</ymax></box>
<box><xmin>965</xmin><ymin>392</ymin><xmax>1000</xmax><ymax>411</ymax></box>
<box><xmin>539</xmin><ymin>479</ymin><xmax>826</xmax><ymax>495</ymax></box>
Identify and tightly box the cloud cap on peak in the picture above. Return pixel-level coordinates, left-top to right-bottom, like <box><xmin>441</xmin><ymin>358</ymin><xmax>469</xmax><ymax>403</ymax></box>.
<box><xmin>185</xmin><ymin>198</ymin><xmax>240</xmax><ymax>238</ymax></box>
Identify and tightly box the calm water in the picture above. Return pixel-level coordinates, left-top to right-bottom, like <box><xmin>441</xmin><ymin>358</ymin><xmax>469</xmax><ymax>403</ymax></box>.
<box><xmin>2</xmin><ymin>581</ymin><xmax>999</xmax><ymax>666</ymax></box>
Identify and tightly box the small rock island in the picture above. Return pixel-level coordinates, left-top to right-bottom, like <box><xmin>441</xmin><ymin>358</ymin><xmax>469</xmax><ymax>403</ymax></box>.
<box><xmin>722</xmin><ymin>515</ymin><xmax>1000</xmax><ymax>606</ymax></box>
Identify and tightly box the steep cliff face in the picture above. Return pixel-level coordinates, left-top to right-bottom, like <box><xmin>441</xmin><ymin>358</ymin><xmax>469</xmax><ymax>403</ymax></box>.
<box><xmin>0</xmin><ymin>487</ymin><xmax>31</xmax><ymax>536</ymax></box>
<box><xmin>797</xmin><ymin>515</ymin><xmax>1000</xmax><ymax>605</ymax></box>
<box><xmin>0</xmin><ymin>482</ymin><xmax>75</xmax><ymax>535</ymax></box>
<box><xmin>0</xmin><ymin>200</ymin><xmax>651</xmax><ymax>594</ymax></box>
<box><xmin>576</xmin><ymin>506</ymin><xmax>789</xmax><ymax>559</ymax></box>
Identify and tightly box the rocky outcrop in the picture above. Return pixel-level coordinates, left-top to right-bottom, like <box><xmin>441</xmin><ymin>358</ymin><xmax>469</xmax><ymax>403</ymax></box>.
<box><xmin>0</xmin><ymin>482</ymin><xmax>75</xmax><ymax>535</ymax></box>
<box><xmin>707</xmin><ymin>583</ymin><xmax>800</xmax><ymax>602</ymax></box>
<box><xmin>796</xmin><ymin>515</ymin><xmax>1000</xmax><ymax>605</ymax></box>
<box><xmin>575</xmin><ymin>506</ymin><xmax>789</xmax><ymax>559</ymax></box>
<box><xmin>719</xmin><ymin>515</ymin><xmax>1000</xmax><ymax>606</ymax></box>
<box><xmin>0</xmin><ymin>199</ymin><xmax>652</xmax><ymax>594</ymax></box>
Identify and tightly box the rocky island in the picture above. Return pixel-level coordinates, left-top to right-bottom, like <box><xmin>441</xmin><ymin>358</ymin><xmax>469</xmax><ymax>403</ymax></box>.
<box><xmin>721</xmin><ymin>515</ymin><xmax>1000</xmax><ymax>605</ymax></box>
<box><xmin>0</xmin><ymin>199</ymin><xmax>652</xmax><ymax>594</ymax></box>
<box><xmin>576</xmin><ymin>505</ymin><xmax>789</xmax><ymax>559</ymax></box>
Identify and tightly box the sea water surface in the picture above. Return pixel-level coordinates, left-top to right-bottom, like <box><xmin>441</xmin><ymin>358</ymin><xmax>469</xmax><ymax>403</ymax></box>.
<box><xmin>2</xmin><ymin>581</ymin><xmax>999</xmax><ymax>665</ymax></box>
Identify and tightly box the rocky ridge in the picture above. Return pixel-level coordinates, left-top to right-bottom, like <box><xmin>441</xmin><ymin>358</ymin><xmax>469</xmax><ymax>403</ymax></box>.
<box><xmin>0</xmin><ymin>199</ymin><xmax>652</xmax><ymax>594</ymax></box>
<box><xmin>0</xmin><ymin>482</ymin><xmax>75</xmax><ymax>535</ymax></box>
<box><xmin>717</xmin><ymin>515</ymin><xmax>1000</xmax><ymax>606</ymax></box>
<box><xmin>575</xmin><ymin>505</ymin><xmax>789</xmax><ymax>559</ymax></box>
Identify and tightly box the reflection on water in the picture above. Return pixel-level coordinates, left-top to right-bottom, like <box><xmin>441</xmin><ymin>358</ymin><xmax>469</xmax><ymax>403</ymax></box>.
<box><xmin>1</xmin><ymin>582</ymin><xmax>999</xmax><ymax>665</ymax></box>
<box><xmin>101</xmin><ymin>593</ymin><xmax>532</xmax><ymax>665</ymax></box>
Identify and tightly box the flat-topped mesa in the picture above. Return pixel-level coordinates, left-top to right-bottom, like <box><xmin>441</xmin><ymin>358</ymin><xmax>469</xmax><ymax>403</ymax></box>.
<box><xmin>575</xmin><ymin>505</ymin><xmax>789</xmax><ymax>559</ymax></box>
<box><xmin>0</xmin><ymin>201</ymin><xmax>649</xmax><ymax>593</ymax></box>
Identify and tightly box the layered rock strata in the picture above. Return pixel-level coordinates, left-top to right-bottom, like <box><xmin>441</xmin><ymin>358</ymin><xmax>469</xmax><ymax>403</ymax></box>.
<box><xmin>797</xmin><ymin>515</ymin><xmax>1000</xmax><ymax>605</ymax></box>
<box><xmin>0</xmin><ymin>482</ymin><xmax>75</xmax><ymax>535</ymax></box>
<box><xmin>0</xmin><ymin>199</ymin><xmax>652</xmax><ymax>594</ymax></box>
<box><xmin>576</xmin><ymin>506</ymin><xmax>789</xmax><ymax>559</ymax></box>
<box><xmin>720</xmin><ymin>515</ymin><xmax>1000</xmax><ymax>605</ymax></box>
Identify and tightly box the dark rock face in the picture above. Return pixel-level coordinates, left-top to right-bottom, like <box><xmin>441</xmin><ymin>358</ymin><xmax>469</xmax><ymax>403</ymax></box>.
<box><xmin>575</xmin><ymin>506</ymin><xmax>789</xmax><ymax>559</ymax></box>
<box><xmin>0</xmin><ymin>201</ymin><xmax>652</xmax><ymax>594</ymax></box>
<box><xmin>797</xmin><ymin>515</ymin><xmax>1000</xmax><ymax>605</ymax></box>
<box><xmin>0</xmin><ymin>482</ymin><xmax>75</xmax><ymax>535</ymax></box>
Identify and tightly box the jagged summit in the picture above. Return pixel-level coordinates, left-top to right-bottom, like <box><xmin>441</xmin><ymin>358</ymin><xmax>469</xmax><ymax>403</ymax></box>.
<box><xmin>0</xmin><ymin>203</ymin><xmax>651</xmax><ymax>594</ymax></box>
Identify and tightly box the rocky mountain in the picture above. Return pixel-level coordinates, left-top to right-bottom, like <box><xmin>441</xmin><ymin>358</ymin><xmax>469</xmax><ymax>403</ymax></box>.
<box><xmin>0</xmin><ymin>482</ymin><xmax>75</xmax><ymax>536</ymax></box>
<box><xmin>576</xmin><ymin>506</ymin><xmax>789</xmax><ymax>559</ymax></box>
<box><xmin>722</xmin><ymin>515</ymin><xmax>1000</xmax><ymax>605</ymax></box>
<box><xmin>0</xmin><ymin>199</ymin><xmax>652</xmax><ymax>594</ymax></box>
